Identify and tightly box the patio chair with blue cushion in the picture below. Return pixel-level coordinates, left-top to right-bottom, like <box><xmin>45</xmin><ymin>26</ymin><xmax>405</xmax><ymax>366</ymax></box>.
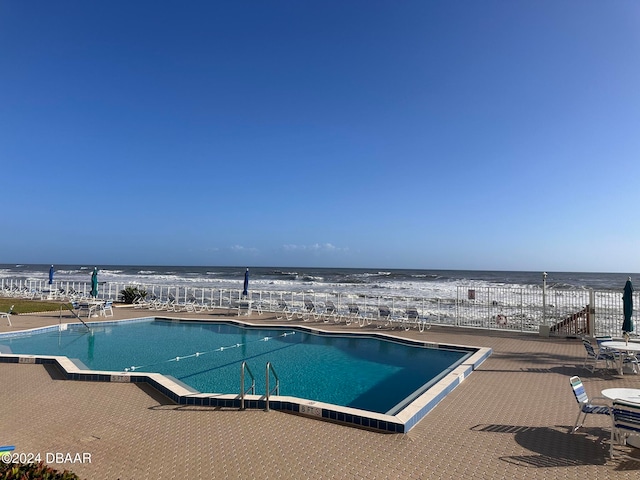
<box><xmin>582</xmin><ymin>338</ymin><xmax>615</xmax><ymax>372</ymax></box>
<box><xmin>100</xmin><ymin>301</ymin><xmax>114</xmax><ymax>317</ymax></box>
<box><xmin>570</xmin><ymin>375</ymin><xmax>610</xmax><ymax>433</ymax></box>
<box><xmin>609</xmin><ymin>399</ymin><xmax>640</xmax><ymax>458</ymax></box>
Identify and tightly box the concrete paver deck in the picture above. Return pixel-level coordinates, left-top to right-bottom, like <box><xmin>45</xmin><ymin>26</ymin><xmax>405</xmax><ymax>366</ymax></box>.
<box><xmin>1</xmin><ymin>305</ymin><xmax>640</xmax><ymax>479</ymax></box>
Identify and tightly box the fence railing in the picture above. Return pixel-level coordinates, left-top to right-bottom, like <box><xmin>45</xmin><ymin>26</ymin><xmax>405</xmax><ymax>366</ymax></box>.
<box><xmin>1</xmin><ymin>278</ymin><xmax>636</xmax><ymax>338</ymax></box>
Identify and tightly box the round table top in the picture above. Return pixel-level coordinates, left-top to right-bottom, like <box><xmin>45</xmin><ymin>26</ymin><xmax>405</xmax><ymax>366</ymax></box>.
<box><xmin>601</xmin><ymin>388</ymin><xmax>640</xmax><ymax>402</ymax></box>
<box><xmin>601</xmin><ymin>341</ymin><xmax>640</xmax><ymax>352</ymax></box>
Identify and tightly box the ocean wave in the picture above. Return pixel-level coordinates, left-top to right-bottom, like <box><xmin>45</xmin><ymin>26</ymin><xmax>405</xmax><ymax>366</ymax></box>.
<box><xmin>100</xmin><ymin>270</ymin><xmax>124</xmax><ymax>275</ymax></box>
<box><xmin>300</xmin><ymin>275</ymin><xmax>323</xmax><ymax>282</ymax></box>
<box><xmin>340</xmin><ymin>278</ymin><xmax>367</xmax><ymax>285</ymax></box>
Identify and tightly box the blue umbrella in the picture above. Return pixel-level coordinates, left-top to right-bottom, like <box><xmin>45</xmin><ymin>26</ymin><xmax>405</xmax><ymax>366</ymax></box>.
<box><xmin>49</xmin><ymin>265</ymin><xmax>54</xmax><ymax>285</ymax></box>
<box><xmin>623</xmin><ymin>277</ymin><xmax>634</xmax><ymax>334</ymax></box>
<box><xmin>243</xmin><ymin>268</ymin><xmax>249</xmax><ymax>297</ymax></box>
<box><xmin>90</xmin><ymin>267</ymin><xmax>99</xmax><ymax>298</ymax></box>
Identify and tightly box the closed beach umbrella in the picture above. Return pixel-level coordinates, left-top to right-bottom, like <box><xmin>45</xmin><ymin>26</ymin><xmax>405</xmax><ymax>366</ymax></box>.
<box><xmin>243</xmin><ymin>268</ymin><xmax>249</xmax><ymax>297</ymax></box>
<box><xmin>91</xmin><ymin>267</ymin><xmax>99</xmax><ymax>298</ymax></box>
<box><xmin>49</xmin><ymin>265</ymin><xmax>54</xmax><ymax>285</ymax></box>
<box><xmin>623</xmin><ymin>277</ymin><xmax>634</xmax><ymax>333</ymax></box>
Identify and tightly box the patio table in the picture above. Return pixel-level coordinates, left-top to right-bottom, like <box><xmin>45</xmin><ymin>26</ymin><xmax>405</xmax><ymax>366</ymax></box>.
<box><xmin>77</xmin><ymin>301</ymin><xmax>103</xmax><ymax>318</ymax></box>
<box><xmin>601</xmin><ymin>388</ymin><xmax>640</xmax><ymax>448</ymax></box>
<box><xmin>600</xmin><ymin>341</ymin><xmax>640</xmax><ymax>375</ymax></box>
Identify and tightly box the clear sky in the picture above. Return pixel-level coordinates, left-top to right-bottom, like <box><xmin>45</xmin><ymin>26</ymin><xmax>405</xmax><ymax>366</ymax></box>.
<box><xmin>1</xmin><ymin>1</ymin><xmax>639</xmax><ymax>272</ymax></box>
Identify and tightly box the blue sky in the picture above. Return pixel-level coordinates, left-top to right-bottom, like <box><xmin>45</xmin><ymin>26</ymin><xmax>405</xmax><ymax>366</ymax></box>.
<box><xmin>1</xmin><ymin>1</ymin><xmax>639</xmax><ymax>272</ymax></box>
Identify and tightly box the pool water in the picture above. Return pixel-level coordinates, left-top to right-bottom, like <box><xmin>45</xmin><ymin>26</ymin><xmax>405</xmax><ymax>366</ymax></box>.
<box><xmin>1</xmin><ymin>319</ymin><xmax>469</xmax><ymax>414</ymax></box>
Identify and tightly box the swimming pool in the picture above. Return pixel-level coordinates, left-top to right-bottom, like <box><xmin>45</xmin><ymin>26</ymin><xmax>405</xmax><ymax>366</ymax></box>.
<box><xmin>0</xmin><ymin>318</ymin><xmax>492</xmax><ymax>432</ymax></box>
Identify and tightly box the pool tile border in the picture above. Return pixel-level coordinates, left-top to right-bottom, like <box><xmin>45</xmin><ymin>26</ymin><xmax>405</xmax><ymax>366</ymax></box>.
<box><xmin>0</xmin><ymin>317</ymin><xmax>491</xmax><ymax>433</ymax></box>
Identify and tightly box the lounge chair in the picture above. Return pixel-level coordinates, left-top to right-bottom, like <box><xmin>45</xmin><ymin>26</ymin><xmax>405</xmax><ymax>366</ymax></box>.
<box><xmin>302</xmin><ymin>299</ymin><xmax>322</xmax><ymax>321</ymax></box>
<box><xmin>377</xmin><ymin>306</ymin><xmax>393</xmax><ymax>329</ymax></box>
<box><xmin>0</xmin><ymin>305</ymin><xmax>14</xmax><ymax>326</ymax></box>
<box><xmin>143</xmin><ymin>294</ymin><xmax>162</xmax><ymax>310</ymax></box>
<box><xmin>405</xmin><ymin>307</ymin><xmax>430</xmax><ymax>332</ymax></box>
<box><xmin>344</xmin><ymin>304</ymin><xmax>361</xmax><ymax>326</ymax></box>
<box><xmin>609</xmin><ymin>399</ymin><xmax>640</xmax><ymax>458</ymax></box>
<box><xmin>569</xmin><ymin>375</ymin><xmax>610</xmax><ymax>433</ymax></box>
<box><xmin>132</xmin><ymin>294</ymin><xmax>148</xmax><ymax>309</ymax></box>
<box><xmin>276</xmin><ymin>300</ymin><xmax>298</xmax><ymax>321</ymax></box>
<box><xmin>169</xmin><ymin>295</ymin><xmax>198</xmax><ymax>313</ymax></box>
<box><xmin>322</xmin><ymin>300</ymin><xmax>339</xmax><ymax>323</ymax></box>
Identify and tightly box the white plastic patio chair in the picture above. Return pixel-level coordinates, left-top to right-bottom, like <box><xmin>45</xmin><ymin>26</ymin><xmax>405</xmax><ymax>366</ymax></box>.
<box><xmin>0</xmin><ymin>305</ymin><xmax>14</xmax><ymax>326</ymax></box>
<box><xmin>100</xmin><ymin>301</ymin><xmax>114</xmax><ymax>317</ymax></box>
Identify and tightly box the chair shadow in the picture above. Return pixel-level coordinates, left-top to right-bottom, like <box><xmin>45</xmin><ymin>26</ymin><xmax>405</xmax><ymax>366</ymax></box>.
<box><xmin>546</xmin><ymin>365</ymin><xmax>619</xmax><ymax>380</ymax></box>
<box><xmin>477</xmin><ymin>364</ymin><xmax>620</xmax><ymax>380</ymax></box>
<box><xmin>471</xmin><ymin>424</ymin><xmax>615</xmax><ymax>468</ymax></box>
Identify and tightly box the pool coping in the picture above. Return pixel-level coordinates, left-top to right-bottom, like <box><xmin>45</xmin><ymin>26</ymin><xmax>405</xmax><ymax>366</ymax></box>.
<box><xmin>0</xmin><ymin>316</ymin><xmax>492</xmax><ymax>433</ymax></box>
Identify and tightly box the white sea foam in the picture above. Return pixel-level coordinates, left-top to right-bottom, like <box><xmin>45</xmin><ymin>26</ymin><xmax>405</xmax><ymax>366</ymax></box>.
<box><xmin>0</xmin><ymin>264</ymin><xmax>632</xmax><ymax>302</ymax></box>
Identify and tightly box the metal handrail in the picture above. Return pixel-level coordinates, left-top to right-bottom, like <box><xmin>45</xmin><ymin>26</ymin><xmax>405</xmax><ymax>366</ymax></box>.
<box><xmin>240</xmin><ymin>361</ymin><xmax>255</xmax><ymax>410</ymax></box>
<box><xmin>58</xmin><ymin>303</ymin><xmax>91</xmax><ymax>331</ymax></box>
<box><xmin>265</xmin><ymin>361</ymin><xmax>280</xmax><ymax>412</ymax></box>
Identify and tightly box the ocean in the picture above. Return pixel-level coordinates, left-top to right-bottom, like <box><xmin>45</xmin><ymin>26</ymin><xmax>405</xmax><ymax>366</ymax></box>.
<box><xmin>0</xmin><ymin>264</ymin><xmax>635</xmax><ymax>300</ymax></box>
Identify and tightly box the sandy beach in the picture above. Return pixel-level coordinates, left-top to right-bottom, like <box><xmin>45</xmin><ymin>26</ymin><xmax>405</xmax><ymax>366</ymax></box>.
<box><xmin>1</xmin><ymin>304</ymin><xmax>640</xmax><ymax>479</ymax></box>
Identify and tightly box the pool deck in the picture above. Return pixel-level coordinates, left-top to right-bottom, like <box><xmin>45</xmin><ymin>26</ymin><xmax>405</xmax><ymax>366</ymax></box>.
<box><xmin>1</xmin><ymin>306</ymin><xmax>640</xmax><ymax>479</ymax></box>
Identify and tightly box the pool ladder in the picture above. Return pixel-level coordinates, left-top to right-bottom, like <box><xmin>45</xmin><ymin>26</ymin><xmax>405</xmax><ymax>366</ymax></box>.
<box><xmin>58</xmin><ymin>303</ymin><xmax>91</xmax><ymax>331</ymax></box>
<box><xmin>240</xmin><ymin>361</ymin><xmax>280</xmax><ymax>412</ymax></box>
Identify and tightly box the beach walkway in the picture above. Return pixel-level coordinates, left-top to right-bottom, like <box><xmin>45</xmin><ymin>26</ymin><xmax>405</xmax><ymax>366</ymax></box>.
<box><xmin>1</xmin><ymin>306</ymin><xmax>639</xmax><ymax>479</ymax></box>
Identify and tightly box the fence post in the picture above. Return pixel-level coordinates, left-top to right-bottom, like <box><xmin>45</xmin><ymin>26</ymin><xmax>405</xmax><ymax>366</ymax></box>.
<box><xmin>542</xmin><ymin>272</ymin><xmax>547</xmax><ymax>326</ymax></box>
<box><xmin>588</xmin><ymin>290</ymin><xmax>595</xmax><ymax>336</ymax></box>
<box><xmin>539</xmin><ymin>272</ymin><xmax>550</xmax><ymax>337</ymax></box>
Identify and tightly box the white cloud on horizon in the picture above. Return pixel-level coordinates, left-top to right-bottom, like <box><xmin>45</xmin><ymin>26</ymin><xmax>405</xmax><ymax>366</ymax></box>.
<box><xmin>230</xmin><ymin>245</ymin><xmax>258</xmax><ymax>253</ymax></box>
<box><xmin>282</xmin><ymin>243</ymin><xmax>347</xmax><ymax>253</ymax></box>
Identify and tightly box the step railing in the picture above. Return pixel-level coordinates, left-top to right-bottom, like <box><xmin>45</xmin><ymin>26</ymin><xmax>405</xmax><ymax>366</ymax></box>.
<box><xmin>58</xmin><ymin>303</ymin><xmax>91</xmax><ymax>331</ymax></box>
<box><xmin>239</xmin><ymin>361</ymin><xmax>255</xmax><ymax>410</ymax></box>
<box><xmin>265</xmin><ymin>362</ymin><xmax>280</xmax><ymax>412</ymax></box>
<box><xmin>239</xmin><ymin>362</ymin><xmax>280</xmax><ymax>412</ymax></box>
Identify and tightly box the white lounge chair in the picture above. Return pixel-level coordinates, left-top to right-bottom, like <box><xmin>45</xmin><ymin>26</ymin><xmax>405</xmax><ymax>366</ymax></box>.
<box><xmin>322</xmin><ymin>300</ymin><xmax>339</xmax><ymax>323</ymax></box>
<box><xmin>303</xmin><ymin>299</ymin><xmax>322</xmax><ymax>321</ymax></box>
<box><xmin>405</xmin><ymin>307</ymin><xmax>430</xmax><ymax>332</ymax></box>
<box><xmin>377</xmin><ymin>306</ymin><xmax>393</xmax><ymax>329</ymax></box>
<box><xmin>276</xmin><ymin>300</ymin><xmax>302</xmax><ymax>321</ymax></box>
<box><xmin>0</xmin><ymin>305</ymin><xmax>14</xmax><ymax>326</ymax></box>
<box><xmin>345</xmin><ymin>304</ymin><xmax>367</xmax><ymax>327</ymax></box>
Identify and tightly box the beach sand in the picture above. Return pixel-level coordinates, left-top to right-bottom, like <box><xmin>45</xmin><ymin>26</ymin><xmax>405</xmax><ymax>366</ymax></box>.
<box><xmin>1</xmin><ymin>305</ymin><xmax>640</xmax><ymax>478</ymax></box>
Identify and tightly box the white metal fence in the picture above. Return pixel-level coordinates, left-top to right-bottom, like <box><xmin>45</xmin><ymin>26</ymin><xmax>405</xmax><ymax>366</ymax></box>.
<box><xmin>1</xmin><ymin>278</ymin><xmax>636</xmax><ymax>337</ymax></box>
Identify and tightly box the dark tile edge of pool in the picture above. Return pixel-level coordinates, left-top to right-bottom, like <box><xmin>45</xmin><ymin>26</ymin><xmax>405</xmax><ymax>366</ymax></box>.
<box><xmin>0</xmin><ymin>317</ymin><xmax>492</xmax><ymax>433</ymax></box>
